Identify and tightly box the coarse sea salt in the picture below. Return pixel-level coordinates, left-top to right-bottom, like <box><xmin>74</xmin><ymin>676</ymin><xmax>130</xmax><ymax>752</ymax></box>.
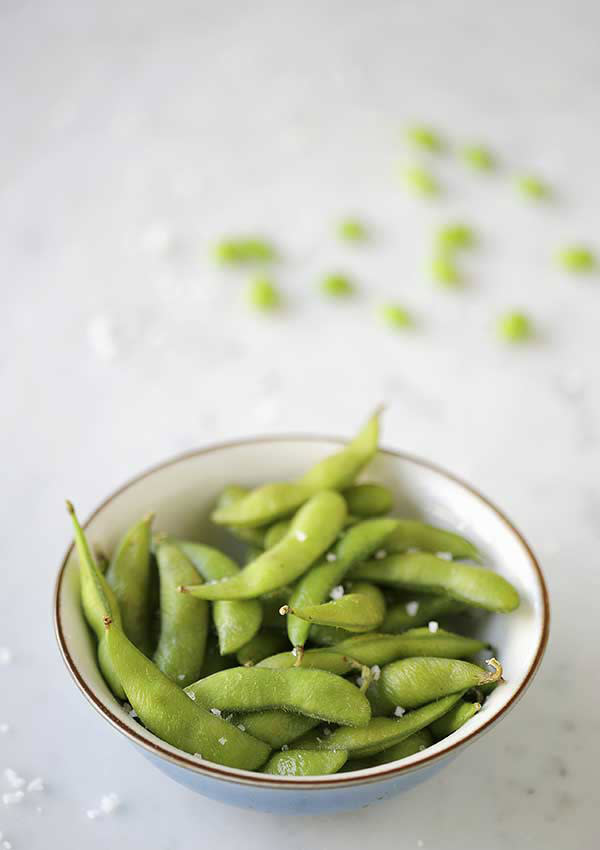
<box><xmin>218</xmin><ymin>737</ymin><xmax>227</xmax><ymax>746</ymax></box>
<box><xmin>100</xmin><ymin>793</ymin><xmax>120</xmax><ymax>814</ymax></box>
<box><xmin>428</xmin><ymin>621</ymin><xmax>439</xmax><ymax>633</ymax></box>
<box><xmin>436</xmin><ymin>552</ymin><xmax>452</xmax><ymax>561</ymax></box>
<box><xmin>0</xmin><ymin>724</ymin><xmax>9</xmax><ymax>735</ymax></box>
<box><xmin>187</xmin><ymin>691</ymin><xmax>196</xmax><ymax>701</ymax></box>
<box><xmin>237</xmin><ymin>724</ymin><xmax>245</xmax><ymax>732</ymax></box>
<box><xmin>330</xmin><ymin>585</ymin><xmax>345</xmax><ymax>601</ymax></box>
<box><xmin>374</xmin><ymin>550</ymin><xmax>387</xmax><ymax>560</ymax></box>
<box><xmin>326</xmin><ymin>552</ymin><xmax>337</xmax><ymax>562</ymax></box>
<box><xmin>27</xmin><ymin>777</ymin><xmax>44</xmax><ymax>792</ymax></box>
<box><xmin>210</xmin><ymin>708</ymin><xmax>221</xmax><ymax>716</ymax></box>
<box><xmin>3</xmin><ymin>769</ymin><xmax>25</xmax><ymax>789</ymax></box>
<box><xmin>371</xmin><ymin>665</ymin><xmax>381</xmax><ymax>681</ymax></box>
<box><xmin>3</xmin><ymin>840</ymin><xmax>12</xmax><ymax>849</ymax></box>
<box><xmin>2</xmin><ymin>791</ymin><xmax>24</xmax><ymax>806</ymax></box>
<box><xmin>295</xmin><ymin>530</ymin><xmax>307</xmax><ymax>542</ymax></box>
<box><xmin>0</xmin><ymin>648</ymin><xmax>12</xmax><ymax>666</ymax></box>
<box><xmin>394</xmin><ymin>706</ymin><xmax>405</xmax><ymax>717</ymax></box>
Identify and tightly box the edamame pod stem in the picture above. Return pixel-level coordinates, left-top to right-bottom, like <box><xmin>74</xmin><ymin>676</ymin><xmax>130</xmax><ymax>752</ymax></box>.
<box><xmin>256</xmin><ymin>649</ymin><xmax>357</xmax><ymax>675</ymax></box>
<box><xmin>66</xmin><ymin>501</ymin><xmax>125</xmax><ymax>699</ymax></box>
<box><xmin>329</xmin><ymin>628</ymin><xmax>488</xmax><ymax>666</ymax></box>
<box><xmin>263</xmin><ymin>748</ymin><xmax>348</xmax><ymax>776</ymax></box>
<box><xmin>286</xmin><ymin>517</ymin><xmax>399</xmax><ymax>647</ymax></box>
<box><xmin>342</xmin><ymin>484</ymin><xmax>393</xmax><ymax>517</ymax></box>
<box><xmin>231</xmin><ymin>711</ymin><xmax>319</xmax><ymax>749</ymax></box>
<box><xmin>104</xmin><ymin>618</ymin><xmax>271</xmax><ymax>770</ymax></box>
<box><xmin>282</xmin><ymin>582</ymin><xmax>386</xmax><ymax>633</ymax></box>
<box><xmin>294</xmin><ymin>693</ymin><xmax>464</xmax><ymax>756</ymax></box>
<box><xmin>384</xmin><ymin>521</ymin><xmax>480</xmax><ymax>561</ymax></box>
<box><xmin>211</xmin><ymin>409</ymin><xmax>381</xmax><ymax>528</ymax></box>
<box><xmin>381</xmin><ymin>596</ymin><xmax>464</xmax><ymax>633</ymax></box>
<box><xmin>236</xmin><ymin>630</ymin><xmax>290</xmax><ymax>666</ymax></box>
<box><xmin>345</xmin><ymin>729</ymin><xmax>432</xmax><ymax>770</ymax></box>
<box><xmin>153</xmin><ymin>542</ymin><xmax>209</xmax><ymax>687</ymax></box>
<box><xmin>216</xmin><ymin>485</ymin><xmax>267</xmax><ymax>548</ymax></box>
<box><xmin>181</xmin><ymin>492</ymin><xmax>347</xmax><ymax>600</ymax></box>
<box><xmin>429</xmin><ymin>700</ymin><xmax>481</xmax><ymax>740</ymax></box>
<box><xmin>186</xmin><ymin>667</ymin><xmax>371</xmax><ymax>727</ymax></box>
<box><xmin>379</xmin><ymin>657</ymin><xmax>502</xmax><ymax>709</ymax></box>
<box><xmin>175</xmin><ymin>540</ymin><xmax>262</xmax><ymax>654</ymax></box>
<box><xmin>350</xmin><ymin>553</ymin><xmax>520</xmax><ymax>613</ymax></box>
<box><xmin>106</xmin><ymin>513</ymin><xmax>155</xmax><ymax>656</ymax></box>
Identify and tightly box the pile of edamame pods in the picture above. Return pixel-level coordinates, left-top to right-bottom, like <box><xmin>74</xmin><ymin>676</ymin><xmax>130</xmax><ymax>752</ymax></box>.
<box><xmin>67</xmin><ymin>410</ymin><xmax>520</xmax><ymax>777</ymax></box>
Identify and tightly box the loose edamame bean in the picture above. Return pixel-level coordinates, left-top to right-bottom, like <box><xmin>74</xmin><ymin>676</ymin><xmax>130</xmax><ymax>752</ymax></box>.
<box><xmin>282</xmin><ymin>582</ymin><xmax>386</xmax><ymax>633</ymax></box>
<box><xmin>211</xmin><ymin>410</ymin><xmax>380</xmax><ymax>528</ymax></box>
<box><xmin>105</xmin><ymin>514</ymin><xmax>155</xmax><ymax>656</ymax></box>
<box><xmin>295</xmin><ymin>693</ymin><xmax>463</xmax><ymax>756</ymax></box>
<box><xmin>181</xmin><ymin>491</ymin><xmax>347</xmax><ymax>600</ymax></box>
<box><xmin>429</xmin><ymin>700</ymin><xmax>481</xmax><ymax>740</ymax></box>
<box><xmin>350</xmin><ymin>552</ymin><xmax>520</xmax><ymax>613</ymax></box>
<box><xmin>346</xmin><ymin>728</ymin><xmax>432</xmax><ymax>769</ymax></box>
<box><xmin>285</xmin><ymin>517</ymin><xmax>399</xmax><ymax>647</ymax></box>
<box><xmin>185</xmin><ymin>667</ymin><xmax>371</xmax><ymax>727</ymax></box>
<box><xmin>175</xmin><ymin>540</ymin><xmax>262</xmax><ymax>654</ymax></box>
<box><xmin>66</xmin><ymin>502</ymin><xmax>125</xmax><ymax>699</ymax></box>
<box><xmin>231</xmin><ymin>711</ymin><xmax>319</xmax><ymax>749</ymax></box>
<box><xmin>379</xmin><ymin>657</ymin><xmax>502</xmax><ymax>709</ymax></box>
<box><xmin>381</xmin><ymin>595</ymin><xmax>465</xmax><ymax>633</ymax></box>
<box><xmin>329</xmin><ymin>627</ymin><xmax>488</xmax><ymax>666</ymax></box>
<box><xmin>104</xmin><ymin>618</ymin><xmax>271</xmax><ymax>769</ymax></box>
<box><xmin>263</xmin><ymin>748</ymin><xmax>348</xmax><ymax>776</ymax></box>
<box><xmin>153</xmin><ymin>542</ymin><xmax>209</xmax><ymax>686</ymax></box>
<box><xmin>384</xmin><ymin>520</ymin><xmax>480</xmax><ymax>561</ymax></box>
<box><xmin>236</xmin><ymin>631</ymin><xmax>289</xmax><ymax>666</ymax></box>
<box><xmin>342</xmin><ymin>484</ymin><xmax>393</xmax><ymax>516</ymax></box>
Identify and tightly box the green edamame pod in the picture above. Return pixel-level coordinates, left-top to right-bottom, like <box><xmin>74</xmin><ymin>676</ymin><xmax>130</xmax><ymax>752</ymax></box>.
<box><xmin>342</xmin><ymin>484</ymin><xmax>393</xmax><ymax>516</ymax></box>
<box><xmin>153</xmin><ymin>542</ymin><xmax>209</xmax><ymax>686</ymax></box>
<box><xmin>381</xmin><ymin>595</ymin><xmax>465</xmax><ymax>633</ymax></box>
<box><xmin>263</xmin><ymin>748</ymin><xmax>348</xmax><ymax>776</ymax></box>
<box><xmin>231</xmin><ymin>711</ymin><xmax>319</xmax><ymax>749</ymax></box>
<box><xmin>236</xmin><ymin>630</ymin><xmax>289</xmax><ymax>666</ymax></box>
<box><xmin>185</xmin><ymin>667</ymin><xmax>371</xmax><ymax>727</ymax></box>
<box><xmin>430</xmin><ymin>700</ymin><xmax>481</xmax><ymax>740</ymax></box>
<box><xmin>216</xmin><ymin>486</ymin><xmax>267</xmax><ymax>548</ymax></box>
<box><xmin>294</xmin><ymin>693</ymin><xmax>464</xmax><ymax>756</ymax></box>
<box><xmin>384</xmin><ymin>521</ymin><xmax>480</xmax><ymax>561</ymax></box>
<box><xmin>309</xmin><ymin>624</ymin><xmax>355</xmax><ymax>646</ymax></box>
<box><xmin>66</xmin><ymin>501</ymin><xmax>125</xmax><ymax>699</ymax></box>
<box><xmin>329</xmin><ymin>628</ymin><xmax>488</xmax><ymax>666</ymax></box>
<box><xmin>263</xmin><ymin>520</ymin><xmax>290</xmax><ymax>549</ymax></box>
<box><xmin>106</xmin><ymin>513</ymin><xmax>155</xmax><ymax>655</ymax></box>
<box><xmin>350</xmin><ymin>553</ymin><xmax>520</xmax><ymax>613</ymax></box>
<box><xmin>104</xmin><ymin>618</ymin><xmax>271</xmax><ymax>769</ymax></box>
<box><xmin>256</xmin><ymin>649</ymin><xmax>357</xmax><ymax>675</ymax></box>
<box><xmin>346</xmin><ymin>728</ymin><xmax>432</xmax><ymax>769</ymax></box>
<box><xmin>379</xmin><ymin>657</ymin><xmax>502</xmax><ymax>709</ymax></box>
<box><xmin>283</xmin><ymin>582</ymin><xmax>386</xmax><ymax>633</ymax></box>
<box><xmin>181</xmin><ymin>491</ymin><xmax>347</xmax><ymax>600</ymax></box>
<box><xmin>286</xmin><ymin>517</ymin><xmax>399</xmax><ymax>648</ymax></box>
<box><xmin>211</xmin><ymin>409</ymin><xmax>380</xmax><ymax>528</ymax></box>
<box><xmin>175</xmin><ymin>540</ymin><xmax>262</xmax><ymax>654</ymax></box>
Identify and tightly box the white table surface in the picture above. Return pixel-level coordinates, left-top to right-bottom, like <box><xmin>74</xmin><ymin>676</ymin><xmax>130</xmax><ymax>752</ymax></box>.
<box><xmin>2</xmin><ymin>1</ymin><xmax>599</xmax><ymax>847</ymax></box>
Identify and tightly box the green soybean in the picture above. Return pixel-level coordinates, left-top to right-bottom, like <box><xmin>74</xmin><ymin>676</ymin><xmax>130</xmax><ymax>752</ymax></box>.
<box><xmin>215</xmin><ymin>486</ymin><xmax>267</xmax><ymax>548</ymax></box>
<box><xmin>350</xmin><ymin>552</ymin><xmax>519</xmax><ymax>613</ymax></box>
<box><xmin>182</xmin><ymin>491</ymin><xmax>347</xmax><ymax>600</ymax></box>
<box><xmin>329</xmin><ymin>628</ymin><xmax>488</xmax><ymax>666</ymax></box>
<box><xmin>256</xmin><ymin>649</ymin><xmax>356</xmax><ymax>675</ymax></box>
<box><xmin>236</xmin><ymin>631</ymin><xmax>289</xmax><ymax>666</ymax></box>
<box><xmin>381</xmin><ymin>596</ymin><xmax>465</xmax><ymax>633</ymax></box>
<box><xmin>284</xmin><ymin>582</ymin><xmax>386</xmax><ymax>633</ymax></box>
<box><xmin>263</xmin><ymin>748</ymin><xmax>348</xmax><ymax>776</ymax></box>
<box><xmin>379</xmin><ymin>657</ymin><xmax>502</xmax><ymax>709</ymax></box>
<box><xmin>430</xmin><ymin>699</ymin><xmax>482</xmax><ymax>740</ymax></box>
<box><xmin>105</xmin><ymin>618</ymin><xmax>271</xmax><ymax>770</ymax></box>
<box><xmin>153</xmin><ymin>542</ymin><xmax>209</xmax><ymax>687</ymax></box>
<box><xmin>346</xmin><ymin>728</ymin><xmax>432</xmax><ymax>769</ymax></box>
<box><xmin>232</xmin><ymin>711</ymin><xmax>319</xmax><ymax>749</ymax></box>
<box><xmin>105</xmin><ymin>514</ymin><xmax>155</xmax><ymax>656</ymax></box>
<box><xmin>382</xmin><ymin>519</ymin><xmax>480</xmax><ymax>560</ymax></box>
<box><xmin>342</xmin><ymin>484</ymin><xmax>393</xmax><ymax>516</ymax></box>
<box><xmin>210</xmin><ymin>410</ymin><xmax>380</xmax><ymax>528</ymax></box>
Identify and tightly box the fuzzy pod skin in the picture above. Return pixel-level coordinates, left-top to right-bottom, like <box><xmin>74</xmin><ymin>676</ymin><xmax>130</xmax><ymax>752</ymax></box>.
<box><xmin>106</xmin><ymin>514</ymin><xmax>155</xmax><ymax>656</ymax></box>
<box><xmin>263</xmin><ymin>748</ymin><xmax>348</xmax><ymax>776</ymax></box>
<box><xmin>105</xmin><ymin>619</ymin><xmax>271</xmax><ymax>770</ymax></box>
<box><xmin>175</xmin><ymin>540</ymin><xmax>262</xmax><ymax>653</ymax></box>
<box><xmin>66</xmin><ymin>501</ymin><xmax>125</xmax><ymax>699</ymax></box>
<box><xmin>210</xmin><ymin>409</ymin><xmax>380</xmax><ymax>528</ymax></box>
<box><xmin>383</xmin><ymin>521</ymin><xmax>480</xmax><ymax>561</ymax></box>
<box><xmin>185</xmin><ymin>667</ymin><xmax>371</xmax><ymax>727</ymax></box>
<box><xmin>429</xmin><ymin>700</ymin><xmax>482</xmax><ymax>740</ymax></box>
<box><xmin>379</xmin><ymin>657</ymin><xmax>502</xmax><ymax>709</ymax></box>
<box><xmin>153</xmin><ymin>542</ymin><xmax>209</xmax><ymax>687</ymax></box>
<box><xmin>294</xmin><ymin>693</ymin><xmax>464</xmax><ymax>756</ymax></box>
<box><xmin>342</xmin><ymin>484</ymin><xmax>393</xmax><ymax>517</ymax></box>
<box><xmin>231</xmin><ymin>711</ymin><xmax>319</xmax><ymax>749</ymax></box>
<box><xmin>256</xmin><ymin>649</ymin><xmax>356</xmax><ymax>675</ymax></box>
<box><xmin>284</xmin><ymin>582</ymin><xmax>386</xmax><ymax>633</ymax></box>
<box><xmin>181</xmin><ymin>491</ymin><xmax>347</xmax><ymax>600</ymax></box>
<box><xmin>236</xmin><ymin>630</ymin><xmax>290</xmax><ymax>666</ymax></box>
<box><xmin>350</xmin><ymin>553</ymin><xmax>520</xmax><ymax>613</ymax></box>
<box><xmin>345</xmin><ymin>728</ymin><xmax>433</xmax><ymax>769</ymax></box>
<box><xmin>381</xmin><ymin>595</ymin><xmax>465</xmax><ymax>633</ymax></box>
<box><xmin>328</xmin><ymin>628</ymin><xmax>488</xmax><ymax>666</ymax></box>
<box><xmin>286</xmin><ymin>517</ymin><xmax>399</xmax><ymax>647</ymax></box>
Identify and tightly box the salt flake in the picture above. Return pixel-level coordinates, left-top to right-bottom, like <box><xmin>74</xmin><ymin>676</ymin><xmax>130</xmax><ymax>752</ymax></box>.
<box><xmin>374</xmin><ymin>550</ymin><xmax>387</xmax><ymax>560</ymax></box>
<box><xmin>210</xmin><ymin>708</ymin><xmax>221</xmax><ymax>716</ymax></box>
<box><xmin>218</xmin><ymin>737</ymin><xmax>227</xmax><ymax>746</ymax></box>
<box><xmin>428</xmin><ymin>621</ymin><xmax>439</xmax><ymax>633</ymax></box>
<box><xmin>295</xmin><ymin>530</ymin><xmax>307</xmax><ymax>542</ymax></box>
<box><xmin>371</xmin><ymin>664</ymin><xmax>381</xmax><ymax>681</ymax></box>
<box><xmin>405</xmin><ymin>601</ymin><xmax>419</xmax><ymax>617</ymax></box>
<box><xmin>27</xmin><ymin>777</ymin><xmax>45</xmax><ymax>793</ymax></box>
<box><xmin>394</xmin><ymin>706</ymin><xmax>406</xmax><ymax>717</ymax></box>
<box><xmin>100</xmin><ymin>792</ymin><xmax>120</xmax><ymax>814</ymax></box>
<box><xmin>330</xmin><ymin>585</ymin><xmax>345</xmax><ymax>601</ymax></box>
<box><xmin>0</xmin><ymin>648</ymin><xmax>12</xmax><ymax>665</ymax></box>
<box><xmin>3</xmin><ymin>769</ymin><xmax>25</xmax><ymax>789</ymax></box>
<box><xmin>2</xmin><ymin>791</ymin><xmax>24</xmax><ymax>806</ymax></box>
<box><xmin>326</xmin><ymin>552</ymin><xmax>337</xmax><ymax>562</ymax></box>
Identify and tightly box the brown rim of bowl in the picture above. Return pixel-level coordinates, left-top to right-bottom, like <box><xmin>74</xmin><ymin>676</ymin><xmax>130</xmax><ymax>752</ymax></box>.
<box><xmin>54</xmin><ymin>435</ymin><xmax>550</xmax><ymax>791</ymax></box>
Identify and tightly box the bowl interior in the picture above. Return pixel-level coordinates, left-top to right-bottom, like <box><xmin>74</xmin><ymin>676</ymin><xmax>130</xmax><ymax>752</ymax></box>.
<box><xmin>55</xmin><ymin>438</ymin><xmax>548</xmax><ymax>785</ymax></box>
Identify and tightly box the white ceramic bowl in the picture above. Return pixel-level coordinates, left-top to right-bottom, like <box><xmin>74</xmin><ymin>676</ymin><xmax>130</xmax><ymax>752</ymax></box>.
<box><xmin>54</xmin><ymin>437</ymin><xmax>549</xmax><ymax>814</ymax></box>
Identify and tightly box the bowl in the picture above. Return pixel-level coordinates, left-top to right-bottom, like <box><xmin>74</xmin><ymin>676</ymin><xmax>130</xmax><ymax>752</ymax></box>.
<box><xmin>54</xmin><ymin>436</ymin><xmax>549</xmax><ymax>814</ymax></box>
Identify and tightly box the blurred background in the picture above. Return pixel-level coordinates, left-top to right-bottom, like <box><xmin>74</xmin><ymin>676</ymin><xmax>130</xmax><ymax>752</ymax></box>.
<box><xmin>2</xmin><ymin>1</ymin><xmax>599</xmax><ymax>847</ymax></box>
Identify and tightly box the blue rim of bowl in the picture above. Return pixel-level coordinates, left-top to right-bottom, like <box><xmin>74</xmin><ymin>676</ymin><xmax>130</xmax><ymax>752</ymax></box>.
<box><xmin>54</xmin><ymin>436</ymin><xmax>550</xmax><ymax>790</ymax></box>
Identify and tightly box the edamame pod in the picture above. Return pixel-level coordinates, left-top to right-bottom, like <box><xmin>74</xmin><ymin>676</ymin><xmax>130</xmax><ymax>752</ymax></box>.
<box><xmin>345</xmin><ymin>729</ymin><xmax>432</xmax><ymax>769</ymax></box>
<box><xmin>381</xmin><ymin>595</ymin><xmax>464</xmax><ymax>633</ymax></box>
<box><xmin>294</xmin><ymin>693</ymin><xmax>464</xmax><ymax>756</ymax></box>
<box><xmin>231</xmin><ymin>711</ymin><xmax>319</xmax><ymax>749</ymax></box>
<box><xmin>264</xmin><ymin>513</ymin><xmax>359</xmax><ymax>549</ymax></box>
<box><xmin>185</xmin><ymin>667</ymin><xmax>371</xmax><ymax>727</ymax></box>
<box><xmin>430</xmin><ymin>700</ymin><xmax>481</xmax><ymax>740</ymax></box>
<box><xmin>329</xmin><ymin>628</ymin><xmax>488</xmax><ymax>666</ymax></box>
<box><xmin>153</xmin><ymin>542</ymin><xmax>209</xmax><ymax>686</ymax></box>
<box><xmin>106</xmin><ymin>514</ymin><xmax>155</xmax><ymax>655</ymax></box>
<box><xmin>175</xmin><ymin>540</ymin><xmax>262</xmax><ymax>654</ymax></box>
<box><xmin>342</xmin><ymin>483</ymin><xmax>393</xmax><ymax>517</ymax></box>
<box><xmin>216</xmin><ymin>485</ymin><xmax>267</xmax><ymax>548</ymax></box>
<box><xmin>350</xmin><ymin>553</ymin><xmax>520</xmax><ymax>613</ymax></box>
<box><xmin>286</xmin><ymin>517</ymin><xmax>399</xmax><ymax>647</ymax></box>
<box><xmin>211</xmin><ymin>410</ymin><xmax>380</xmax><ymax>528</ymax></box>
<box><xmin>181</xmin><ymin>492</ymin><xmax>347</xmax><ymax>600</ymax></box>
<box><xmin>263</xmin><ymin>748</ymin><xmax>348</xmax><ymax>776</ymax></box>
<box><xmin>104</xmin><ymin>618</ymin><xmax>271</xmax><ymax>769</ymax></box>
<box><xmin>66</xmin><ymin>501</ymin><xmax>125</xmax><ymax>699</ymax></box>
<box><xmin>379</xmin><ymin>657</ymin><xmax>502</xmax><ymax>709</ymax></box>
<box><xmin>236</xmin><ymin>630</ymin><xmax>289</xmax><ymax>666</ymax></box>
<box><xmin>309</xmin><ymin>624</ymin><xmax>355</xmax><ymax>646</ymax></box>
<box><xmin>384</xmin><ymin>521</ymin><xmax>480</xmax><ymax>561</ymax></box>
<box><xmin>282</xmin><ymin>582</ymin><xmax>386</xmax><ymax>633</ymax></box>
<box><xmin>256</xmin><ymin>649</ymin><xmax>357</xmax><ymax>675</ymax></box>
